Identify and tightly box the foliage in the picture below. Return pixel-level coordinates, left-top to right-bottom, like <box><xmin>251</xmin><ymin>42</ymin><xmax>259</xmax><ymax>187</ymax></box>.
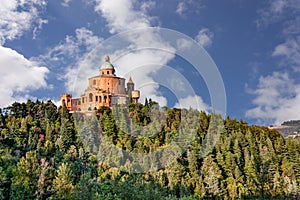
<box><xmin>0</xmin><ymin>100</ymin><xmax>300</xmax><ymax>199</ymax></box>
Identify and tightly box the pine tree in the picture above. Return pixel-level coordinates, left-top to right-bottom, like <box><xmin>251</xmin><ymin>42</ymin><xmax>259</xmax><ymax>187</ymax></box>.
<box><xmin>53</xmin><ymin>163</ymin><xmax>74</xmax><ymax>199</ymax></box>
<box><xmin>10</xmin><ymin>151</ymin><xmax>41</xmax><ymax>200</ymax></box>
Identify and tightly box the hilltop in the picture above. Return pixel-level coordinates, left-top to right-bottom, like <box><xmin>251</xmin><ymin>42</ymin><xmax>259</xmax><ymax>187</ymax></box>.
<box><xmin>1</xmin><ymin>100</ymin><xmax>300</xmax><ymax>199</ymax></box>
<box><xmin>269</xmin><ymin>120</ymin><xmax>300</xmax><ymax>138</ymax></box>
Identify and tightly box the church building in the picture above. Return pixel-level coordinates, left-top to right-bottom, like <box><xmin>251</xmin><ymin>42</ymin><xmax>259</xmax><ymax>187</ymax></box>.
<box><xmin>61</xmin><ymin>56</ymin><xmax>140</xmax><ymax>111</ymax></box>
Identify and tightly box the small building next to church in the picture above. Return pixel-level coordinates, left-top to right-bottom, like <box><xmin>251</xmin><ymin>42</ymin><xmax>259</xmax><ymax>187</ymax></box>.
<box><xmin>61</xmin><ymin>56</ymin><xmax>140</xmax><ymax>111</ymax></box>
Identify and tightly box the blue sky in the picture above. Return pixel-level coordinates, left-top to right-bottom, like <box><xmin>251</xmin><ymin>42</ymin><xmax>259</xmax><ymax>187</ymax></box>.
<box><xmin>0</xmin><ymin>0</ymin><xmax>300</xmax><ymax>125</ymax></box>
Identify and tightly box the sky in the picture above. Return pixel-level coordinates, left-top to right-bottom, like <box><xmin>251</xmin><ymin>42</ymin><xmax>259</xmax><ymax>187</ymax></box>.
<box><xmin>0</xmin><ymin>0</ymin><xmax>300</xmax><ymax>126</ymax></box>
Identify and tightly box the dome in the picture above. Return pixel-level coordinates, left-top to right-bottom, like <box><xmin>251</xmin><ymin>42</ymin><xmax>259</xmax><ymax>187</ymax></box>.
<box><xmin>100</xmin><ymin>55</ymin><xmax>115</xmax><ymax>69</ymax></box>
<box><xmin>101</xmin><ymin>62</ymin><xmax>114</xmax><ymax>69</ymax></box>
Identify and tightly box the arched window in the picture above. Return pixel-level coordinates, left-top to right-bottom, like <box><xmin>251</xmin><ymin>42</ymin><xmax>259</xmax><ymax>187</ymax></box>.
<box><xmin>104</xmin><ymin>96</ymin><xmax>107</xmax><ymax>103</ymax></box>
<box><xmin>89</xmin><ymin>93</ymin><xmax>93</xmax><ymax>102</ymax></box>
<box><xmin>99</xmin><ymin>96</ymin><xmax>102</xmax><ymax>103</ymax></box>
<box><xmin>93</xmin><ymin>79</ymin><xmax>96</xmax><ymax>85</ymax></box>
<box><xmin>96</xmin><ymin>96</ymin><xmax>98</xmax><ymax>102</ymax></box>
<box><xmin>107</xmin><ymin>71</ymin><xmax>109</xmax><ymax>74</ymax></box>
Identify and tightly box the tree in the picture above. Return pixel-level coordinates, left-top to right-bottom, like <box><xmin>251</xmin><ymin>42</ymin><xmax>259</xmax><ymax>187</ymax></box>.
<box><xmin>53</xmin><ymin>163</ymin><xmax>74</xmax><ymax>199</ymax></box>
<box><xmin>10</xmin><ymin>151</ymin><xmax>41</xmax><ymax>200</ymax></box>
<box><xmin>201</xmin><ymin>155</ymin><xmax>223</xmax><ymax>198</ymax></box>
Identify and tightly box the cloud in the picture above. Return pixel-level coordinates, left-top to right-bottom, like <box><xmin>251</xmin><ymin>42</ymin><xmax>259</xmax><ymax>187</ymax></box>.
<box><xmin>272</xmin><ymin>37</ymin><xmax>300</xmax><ymax>70</ymax></box>
<box><xmin>34</xmin><ymin>27</ymin><xmax>103</xmax><ymax>96</ymax></box>
<box><xmin>43</xmin><ymin>0</ymin><xmax>208</xmax><ymax>109</ymax></box>
<box><xmin>175</xmin><ymin>95</ymin><xmax>209</xmax><ymax>112</ymax></box>
<box><xmin>246</xmin><ymin>72</ymin><xmax>300</xmax><ymax>125</ymax></box>
<box><xmin>38</xmin><ymin>27</ymin><xmax>102</xmax><ymax>64</ymax></box>
<box><xmin>176</xmin><ymin>2</ymin><xmax>186</xmax><ymax>16</ymax></box>
<box><xmin>62</xmin><ymin>0</ymin><xmax>72</xmax><ymax>7</ymax></box>
<box><xmin>90</xmin><ymin>0</ymin><xmax>177</xmax><ymax>106</ymax></box>
<box><xmin>195</xmin><ymin>28</ymin><xmax>214</xmax><ymax>48</ymax></box>
<box><xmin>94</xmin><ymin>0</ymin><xmax>151</xmax><ymax>33</ymax></box>
<box><xmin>176</xmin><ymin>38</ymin><xmax>193</xmax><ymax>50</ymax></box>
<box><xmin>256</xmin><ymin>0</ymin><xmax>300</xmax><ymax>27</ymax></box>
<box><xmin>0</xmin><ymin>0</ymin><xmax>49</xmax><ymax>107</ymax></box>
<box><xmin>0</xmin><ymin>0</ymin><xmax>47</xmax><ymax>44</ymax></box>
<box><xmin>175</xmin><ymin>1</ymin><xmax>204</xmax><ymax>16</ymax></box>
<box><xmin>33</xmin><ymin>18</ymin><xmax>48</xmax><ymax>40</ymax></box>
<box><xmin>247</xmin><ymin>0</ymin><xmax>300</xmax><ymax>125</ymax></box>
<box><xmin>140</xmin><ymin>1</ymin><xmax>156</xmax><ymax>13</ymax></box>
<box><xmin>0</xmin><ymin>46</ymin><xmax>49</xmax><ymax>108</ymax></box>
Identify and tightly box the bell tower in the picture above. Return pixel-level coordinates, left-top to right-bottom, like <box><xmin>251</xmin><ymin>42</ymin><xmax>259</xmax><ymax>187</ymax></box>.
<box><xmin>127</xmin><ymin>77</ymin><xmax>134</xmax><ymax>96</ymax></box>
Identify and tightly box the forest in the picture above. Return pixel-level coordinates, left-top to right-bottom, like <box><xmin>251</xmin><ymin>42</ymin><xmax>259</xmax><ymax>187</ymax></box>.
<box><xmin>1</xmin><ymin>99</ymin><xmax>300</xmax><ymax>199</ymax></box>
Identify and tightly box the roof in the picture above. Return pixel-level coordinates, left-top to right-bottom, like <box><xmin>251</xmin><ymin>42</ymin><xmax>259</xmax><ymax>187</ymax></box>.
<box><xmin>100</xmin><ymin>55</ymin><xmax>115</xmax><ymax>69</ymax></box>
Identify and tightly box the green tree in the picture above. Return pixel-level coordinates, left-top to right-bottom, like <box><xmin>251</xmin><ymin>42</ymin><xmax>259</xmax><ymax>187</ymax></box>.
<box><xmin>10</xmin><ymin>151</ymin><xmax>41</xmax><ymax>200</ymax></box>
<box><xmin>53</xmin><ymin>163</ymin><xmax>74</xmax><ymax>199</ymax></box>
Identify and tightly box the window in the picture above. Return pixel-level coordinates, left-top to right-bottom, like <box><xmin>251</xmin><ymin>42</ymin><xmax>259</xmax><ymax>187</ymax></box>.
<box><xmin>93</xmin><ymin>79</ymin><xmax>96</xmax><ymax>85</ymax></box>
<box><xmin>89</xmin><ymin>93</ymin><xmax>93</xmax><ymax>102</ymax></box>
<box><xmin>99</xmin><ymin>96</ymin><xmax>102</xmax><ymax>103</ymax></box>
<box><xmin>96</xmin><ymin>96</ymin><xmax>98</xmax><ymax>102</ymax></box>
<box><xmin>104</xmin><ymin>96</ymin><xmax>107</xmax><ymax>103</ymax></box>
<box><xmin>82</xmin><ymin>97</ymin><xmax>84</xmax><ymax>103</ymax></box>
<box><xmin>107</xmin><ymin>71</ymin><xmax>109</xmax><ymax>74</ymax></box>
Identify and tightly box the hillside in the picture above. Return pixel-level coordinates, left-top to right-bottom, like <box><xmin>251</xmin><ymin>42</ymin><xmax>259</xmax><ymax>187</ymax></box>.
<box><xmin>269</xmin><ymin>120</ymin><xmax>300</xmax><ymax>138</ymax></box>
<box><xmin>1</xmin><ymin>100</ymin><xmax>300</xmax><ymax>199</ymax></box>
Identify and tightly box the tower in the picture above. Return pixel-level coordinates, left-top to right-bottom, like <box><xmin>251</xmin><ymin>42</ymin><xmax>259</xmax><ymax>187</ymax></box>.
<box><xmin>60</xmin><ymin>94</ymin><xmax>72</xmax><ymax>110</ymax></box>
<box><xmin>131</xmin><ymin>90</ymin><xmax>140</xmax><ymax>103</ymax></box>
<box><xmin>127</xmin><ymin>77</ymin><xmax>134</xmax><ymax>96</ymax></box>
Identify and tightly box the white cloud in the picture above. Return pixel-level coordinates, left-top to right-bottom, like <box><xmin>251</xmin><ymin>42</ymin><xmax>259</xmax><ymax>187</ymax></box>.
<box><xmin>0</xmin><ymin>46</ymin><xmax>49</xmax><ymax>108</ymax></box>
<box><xmin>246</xmin><ymin>72</ymin><xmax>300</xmax><ymax>125</ymax></box>
<box><xmin>247</xmin><ymin>0</ymin><xmax>300</xmax><ymax>125</ymax></box>
<box><xmin>94</xmin><ymin>0</ymin><xmax>151</xmax><ymax>34</ymax></box>
<box><xmin>176</xmin><ymin>2</ymin><xmax>186</xmax><ymax>16</ymax></box>
<box><xmin>195</xmin><ymin>28</ymin><xmax>214</xmax><ymax>48</ymax></box>
<box><xmin>0</xmin><ymin>0</ymin><xmax>48</xmax><ymax>107</ymax></box>
<box><xmin>0</xmin><ymin>0</ymin><xmax>47</xmax><ymax>44</ymax></box>
<box><xmin>272</xmin><ymin>36</ymin><xmax>300</xmax><ymax>70</ymax></box>
<box><xmin>175</xmin><ymin>1</ymin><xmax>204</xmax><ymax>16</ymax></box>
<box><xmin>89</xmin><ymin>0</ymin><xmax>176</xmax><ymax>106</ymax></box>
<box><xmin>34</xmin><ymin>27</ymin><xmax>103</xmax><ymax>97</ymax></box>
<box><xmin>62</xmin><ymin>0</ymin><xmax>72</xmax><ymax>7</ymax></box>
<box><xmin>174</xmin><ymin>95</ymin><xmax>209</xmax><ymax>112</ymax></box>
<box><xmin>33</xmin><ymin>18</ymin><xmax>48</xmax><ymax>39</ymax></box>
<box><xmin>38</xmin><ymin>27</ymin><xmax>102</xmax><ymax>63</ymax></box>
<box><xmin>140</xmin><ymin>1</ymin><xmax>156</xmax><ymax>13</ymax></box>
<box><xmin>177</xmin><ymin>38</ymin><xmax>193</xmax><ymax>50</ymax></box>
<box><xmin>256</xmin><ymin>0</ymin><xmax>300</xmax><ymax>27</ymax></box>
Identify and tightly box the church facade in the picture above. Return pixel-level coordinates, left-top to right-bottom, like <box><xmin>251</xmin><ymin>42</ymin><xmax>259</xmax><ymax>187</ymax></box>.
<box><xmin>61</xmin><ymin>56</ymin><xmax>140</xmax><ymax>111</ymax></box>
